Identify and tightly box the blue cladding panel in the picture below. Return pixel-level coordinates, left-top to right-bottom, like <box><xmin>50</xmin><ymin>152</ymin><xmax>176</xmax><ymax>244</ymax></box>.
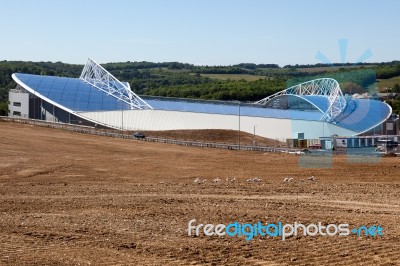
<box><xmin>15</xmin><ymin>74</ymin><xmax>131</xmax><ymax>111</ymax></box>
<box><xmin>143</xmin><ymin>98</ymin><xmax>322</xmax><ymax>121</ymax></box>
<box><xmin>302</xmin><ymin>95</ymin><xmax>329</xmax><ymax>112</ymax></box>
<box><xmin>335</xmin><ymin>99</ymin><xmax>390</xmax><ymax>132</ymax></box>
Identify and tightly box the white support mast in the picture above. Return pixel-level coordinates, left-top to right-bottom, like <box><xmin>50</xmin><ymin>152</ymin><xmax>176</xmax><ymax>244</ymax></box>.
<box><xmin>255</xmin><ymin>78</ymin><xmax>346</xmax><ymax>122</ymax></box>
<box><xmin>80</xmin><ymin>58</ymin><xmax>152</xmax><ymax>110</ymax></box>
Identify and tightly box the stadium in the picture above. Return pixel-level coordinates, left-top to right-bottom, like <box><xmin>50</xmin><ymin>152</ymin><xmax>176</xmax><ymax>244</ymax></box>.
<box><xmin>9</xmin><ymin>58</ymin><xmax>393</xmax><ymax>141</ymax></box>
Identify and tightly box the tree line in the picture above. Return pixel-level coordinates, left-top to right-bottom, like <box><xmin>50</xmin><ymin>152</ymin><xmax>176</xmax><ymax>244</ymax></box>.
<box><xmin>144</xmin><ymin>79</ymin><xmax>285</xmax><ymax>101</ymax></box>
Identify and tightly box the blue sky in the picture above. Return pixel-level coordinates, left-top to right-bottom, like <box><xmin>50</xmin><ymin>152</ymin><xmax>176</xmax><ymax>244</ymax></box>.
<box><xmin>0</xmin><ymin>0</ymin><xmax>399</xmax><ymax>66</ymax></box>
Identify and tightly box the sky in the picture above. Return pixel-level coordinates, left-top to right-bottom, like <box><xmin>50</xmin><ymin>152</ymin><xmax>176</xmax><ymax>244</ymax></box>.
<box><xmin>0</xmin><ymin>0</ymin><xmax>399</xmax><ymax>66</ymax></box>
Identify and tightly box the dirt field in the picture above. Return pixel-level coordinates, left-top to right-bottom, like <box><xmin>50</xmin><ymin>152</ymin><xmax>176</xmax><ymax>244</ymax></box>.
<box><xmin>0</xmin><ymin>121</ymin><xmax>399</xmax><ymax>265</ymax></box>
<box><xmin>141</xmin><ymin>129</ymin><xmax>284</xmax><ymax>147</ymax></box>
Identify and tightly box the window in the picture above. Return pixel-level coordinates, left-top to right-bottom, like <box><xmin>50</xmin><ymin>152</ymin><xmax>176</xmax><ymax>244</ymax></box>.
<box><xmin>13</xmin><ymin>102</ymin><xmax>21</xmax><ymax>107</ymax></box>
<box><xmin>13</xmin><ymin>111</ymin><xmax>21</xmax><ymax>116</ymax></box>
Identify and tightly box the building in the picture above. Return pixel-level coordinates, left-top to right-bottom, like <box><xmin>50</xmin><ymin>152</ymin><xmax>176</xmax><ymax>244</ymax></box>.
<box><xmin>9</xmin><ymin>58</ymin><xmax>394</xmax><ymax>140</ymax></box>
<box><xmin>8</xmin><ymin>87</ymin><xmax>29</xmax><ymax>118</ymax></box>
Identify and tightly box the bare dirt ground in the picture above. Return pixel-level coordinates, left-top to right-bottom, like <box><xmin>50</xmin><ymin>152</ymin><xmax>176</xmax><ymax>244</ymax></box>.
<box><xmin>141</xmin><ymin>129</ymin><xmax>285</xmax><ymax>147</ymax></box>
<box><xmin>0</xmin><ymin>121</ymin><xmax>399</xmax><ymax>265</ymax></box>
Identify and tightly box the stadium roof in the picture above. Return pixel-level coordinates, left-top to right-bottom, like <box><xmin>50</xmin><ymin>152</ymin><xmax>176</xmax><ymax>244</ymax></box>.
<box><xmin>14</xmin><ymin>73</ymin><xmax>131</xmax><ymax>112</ymax></box>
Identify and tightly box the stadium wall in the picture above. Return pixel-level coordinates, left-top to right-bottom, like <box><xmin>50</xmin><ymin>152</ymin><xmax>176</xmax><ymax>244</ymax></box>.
<box><xmin>78</xmin><ymin>109</ymin><xmax>357</xmax><ymax>140</ymax></box>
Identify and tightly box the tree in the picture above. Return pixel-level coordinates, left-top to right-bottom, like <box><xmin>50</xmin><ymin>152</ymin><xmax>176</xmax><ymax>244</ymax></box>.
<box><xmin>393</xmin><ymin>83</ymin><xmax>400</xmax><ymax>93</ymax></box>
<box><xmin>0</xmin><ymin>101</ymin><xmax>8</xmax><ymax>116</ymax></box>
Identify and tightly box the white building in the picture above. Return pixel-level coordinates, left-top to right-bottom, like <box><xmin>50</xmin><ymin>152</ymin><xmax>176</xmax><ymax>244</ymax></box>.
<box><xmin>8</xmin><ymin>88</ymin><xmax>29</xmax><ymax>118</ymax></box>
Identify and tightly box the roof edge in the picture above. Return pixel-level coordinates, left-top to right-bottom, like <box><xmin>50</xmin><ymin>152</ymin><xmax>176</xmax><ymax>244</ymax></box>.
<box><xmin>356</xmin><ymin>101</ymin><xmax>393</xmax><ymax>135</ymax></box>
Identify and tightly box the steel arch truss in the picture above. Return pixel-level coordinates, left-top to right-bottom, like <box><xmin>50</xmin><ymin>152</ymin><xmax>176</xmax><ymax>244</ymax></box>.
<box><xmin>255</xmin><ymin>78</ymin><xmax>346</xmax><ymax>122</ymax></box>
<box><xmin>80</xmin><ymin>58</ymin><xmax>152</xmax><ymax>110</ymax></box>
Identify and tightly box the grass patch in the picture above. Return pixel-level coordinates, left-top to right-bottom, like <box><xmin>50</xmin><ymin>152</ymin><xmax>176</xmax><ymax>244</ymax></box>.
<box><xmin>377</xmin><ymin>76</ymin><xmax>400</xmax><ymax>88</ymax></box>
<box><xmin>200</xmin><ymin>73</ymin><xmax>267</xmax><ymax>81</ymax></box>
